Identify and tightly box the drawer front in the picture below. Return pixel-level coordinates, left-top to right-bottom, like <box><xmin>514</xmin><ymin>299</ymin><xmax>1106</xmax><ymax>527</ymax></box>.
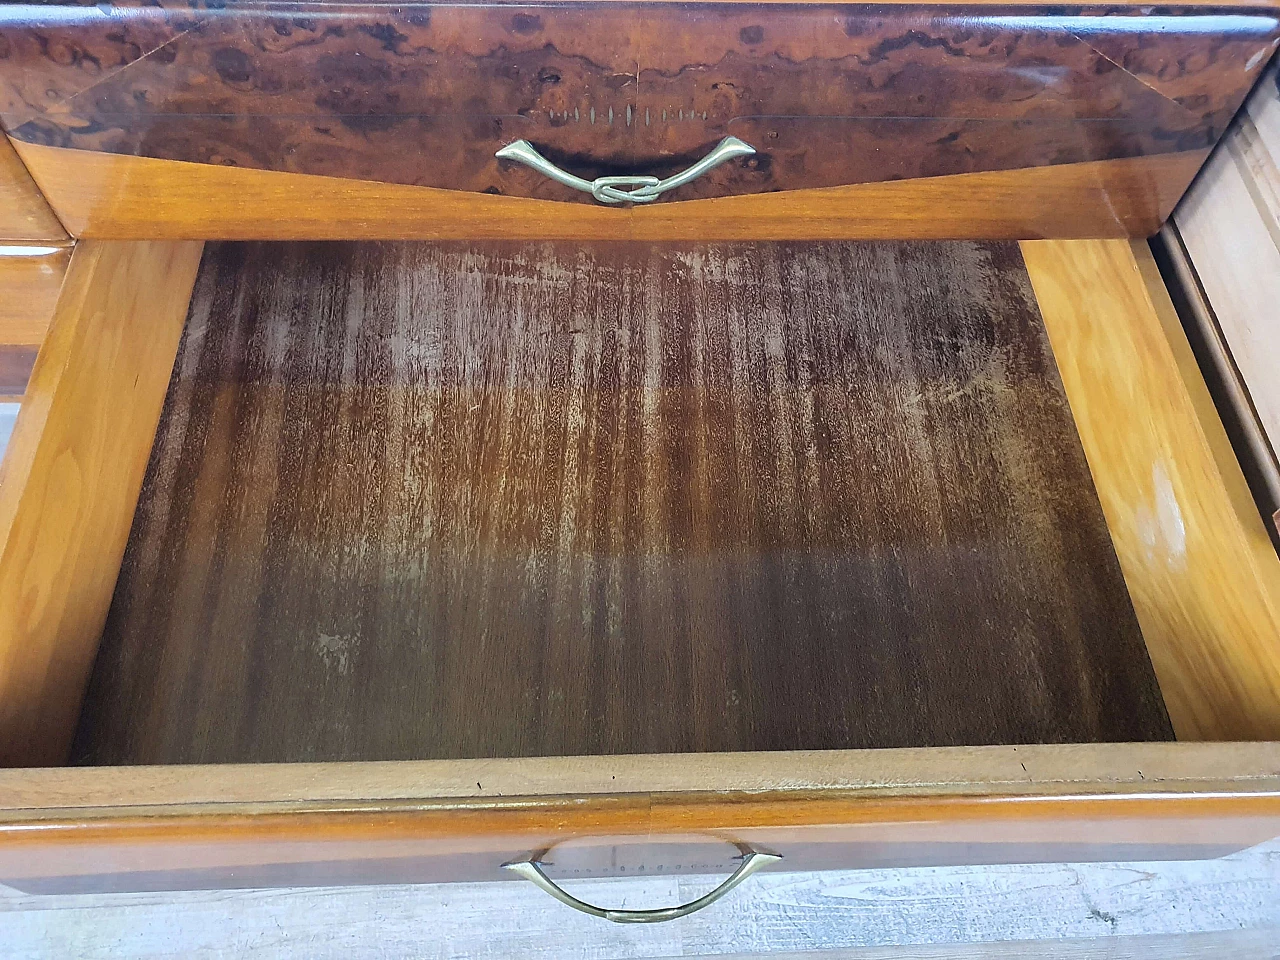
<box><xmin>1</xmin><ymin>2</ymin><xmax>1276</xmax><ymax>207</ymax></box>
<box><xmin>1</xmin><ymin>746</ymin><xmax>1280</xmax><ymax>895</ymax></box>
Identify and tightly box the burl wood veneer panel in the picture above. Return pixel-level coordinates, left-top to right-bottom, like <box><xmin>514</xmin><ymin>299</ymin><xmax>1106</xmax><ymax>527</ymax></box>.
<box><xmin>1</xmin><ymin>3</ymin><xmax>1275</xmax><ymax>204</ymax></box>
<box><xmin>72</xmin><ymin>240</ymin><xmax>1170</xmax><ymax>765</ymax></box>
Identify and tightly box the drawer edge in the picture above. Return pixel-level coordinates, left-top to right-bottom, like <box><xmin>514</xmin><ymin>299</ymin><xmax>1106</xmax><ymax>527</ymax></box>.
<box><xmin>1</xmin><ymin>742</ymin><xmax>1278</xmax><ymax>814</ymax></box>
<box><xmin>11</xmin><ymin>140</ymin><xmax>1207</xmax><ymax>241</ymax></box>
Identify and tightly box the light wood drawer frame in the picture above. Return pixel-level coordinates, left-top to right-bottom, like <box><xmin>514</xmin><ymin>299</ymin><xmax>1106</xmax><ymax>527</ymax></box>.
<box><xmin>0</xmin><ymin>237</ymin><xmax>1278</xmax><ymax>893</ymax></box>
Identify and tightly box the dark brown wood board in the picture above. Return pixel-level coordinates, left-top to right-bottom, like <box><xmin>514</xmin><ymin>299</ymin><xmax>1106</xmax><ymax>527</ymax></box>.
<box><xmin>72</xmin><ymin>240</ymin><xmax>1171</xmax><ymax>764</ymax></box>
<box><xmin>2</xmin><ymin>3</ymin><xmax>1275</xmax><ymax>203</ymax></box>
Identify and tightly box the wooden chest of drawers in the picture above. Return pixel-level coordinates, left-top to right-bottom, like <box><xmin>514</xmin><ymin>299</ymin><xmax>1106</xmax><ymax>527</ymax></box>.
<box><xmin>1</xmin><ymin>0</ymin><xmax>1280</xmax><ymax>942</ymax></box>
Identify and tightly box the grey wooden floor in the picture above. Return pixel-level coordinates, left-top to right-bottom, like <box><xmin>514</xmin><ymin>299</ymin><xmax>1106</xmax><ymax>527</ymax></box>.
<box><xmin>3</xmin><ymin>839</ymin><xmax>1279</xmax><ymax>958</ymax></box>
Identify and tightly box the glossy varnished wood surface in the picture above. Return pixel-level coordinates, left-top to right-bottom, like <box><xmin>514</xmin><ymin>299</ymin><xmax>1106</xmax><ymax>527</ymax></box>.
<box><xmin>2</xmin><ymin>743</ymin><xmax>1280</xmax><ymax>892</ymax></box>
<box><xmin>1174</xmin><ymin>59</ymin><xmax>1280</xmax><ymax>537</ymax></box>
<box><xmin>0</xmin><ymin>344</ymin><xmax>37</xmax><ymax>400</ymax></box>
<box><xmin>1</xmin><ymin>239</ymin><xmax>1277</xmax><ymax>896</ymax></box>
<box><xmin>10</xmin><ymin>742</ymin><xmax>1280</xmax><ymax>811</ymax></box>
<box><xmin>10</xmin><ymin>142</ymin><xmax>1210</xmax><ymax>239</ymax></box>
<box><xmin>0</xmin><ymin>244</ymin><xmax>71</xmax><ymax>348</ymax></box>
<box><xmin>1021</xmin><ymin>238</ymin><xmax>1280</xmax><ymax>741</ymax></box>
<box><xmin>0</xmin><ymin>245</ymin><xmax>73</xmax><ymax>401</ymax></box>
<box><xmin>73</xmin><ymin>239</ymin><xmax>1169</xmax><ymax>765</ymax></box>
<box><xmin>0</xmin><ymin>240</ymin><xmax>204</xmax><ymax>767</ymax></box>
<box><xmin>0</xmin><ymin>134</ymin><xmax>65</xmax><ymax>241</ymax></box>
<box><xmin>1</xmin><ymin>3</ymin><xmax>1274</xmax><ymax>205</ymax></box>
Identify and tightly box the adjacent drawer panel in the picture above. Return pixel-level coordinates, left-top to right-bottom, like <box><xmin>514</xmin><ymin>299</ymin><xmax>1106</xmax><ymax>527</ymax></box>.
<box><xmin>1</xmin><ymin>2</ymin><xmax>1276</xmax><ymax>207</ymax></box>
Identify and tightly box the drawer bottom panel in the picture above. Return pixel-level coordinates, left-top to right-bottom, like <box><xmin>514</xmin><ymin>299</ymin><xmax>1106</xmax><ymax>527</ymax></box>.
<box><xmin>71</xmin><ymin>239</ymin><xmax>1170</xmax><ymax>766</ymax></box>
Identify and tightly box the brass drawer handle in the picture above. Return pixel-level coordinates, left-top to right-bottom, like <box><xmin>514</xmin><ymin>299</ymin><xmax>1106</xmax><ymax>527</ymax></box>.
<box><xmin>495</xmin><ymin>136</ymin><xmax>756</xmax><ymax>204</ymax></box>
<box><xmin>502</xmin><ymin>847</ymin><xmax>782</xmax><ymax>923</ymax></box>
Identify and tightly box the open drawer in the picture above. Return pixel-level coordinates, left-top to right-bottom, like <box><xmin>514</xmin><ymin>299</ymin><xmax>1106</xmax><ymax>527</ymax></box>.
<box><xmin>0</xmin><ymin>234</ymin><xmax>1279</xmax><ymax>913</ymax></box>
<box><xmin>2</xmin><ymin>0</ymin><xmax>1280</xmax><ymax>925</ymax></box>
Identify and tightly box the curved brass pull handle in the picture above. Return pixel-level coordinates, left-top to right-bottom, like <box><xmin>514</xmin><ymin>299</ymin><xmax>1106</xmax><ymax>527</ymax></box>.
<box><xmin>502</xmin><ymin>848</ymin><xmax>782</xmax><ymax>923</ymax></box>
<box><xmin>495</xmin><ymin>136</ymin><xmax>756</xmax><ymax>204</ymax></box>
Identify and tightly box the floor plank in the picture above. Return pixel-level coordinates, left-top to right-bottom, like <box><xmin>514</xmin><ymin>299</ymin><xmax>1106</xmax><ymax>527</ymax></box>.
<box><xmin>2</xmin><ymin>839</ymin><xmax>1278</xmax><ymax>959</ymax></box>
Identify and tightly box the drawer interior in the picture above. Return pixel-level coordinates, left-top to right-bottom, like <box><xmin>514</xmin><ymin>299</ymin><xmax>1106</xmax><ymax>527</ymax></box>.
<box><xmin>3</xmin><ymin>234</ymin><xmax>1280</xmax><ymax>896</ymax></box>
<box><xmin>68</xmin><ymin>239</ymin><xmax>1172</xmax><ymax>765</ymax></box>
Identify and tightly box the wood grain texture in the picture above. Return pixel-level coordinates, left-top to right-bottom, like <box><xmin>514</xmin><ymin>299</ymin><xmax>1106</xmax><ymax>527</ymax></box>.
<box><xmin>1021</xmin><ymin>238</ymin><xmax>1280</xmax><ymax>741</ymax></box>
<box><xmin>6</xmin><ymin>746</ymin><xmax>1280</xmax><ymax>888</ymax></box>
<box><xmin>3</xmin><ymin>745</ymin><xmax>1279</xmax><ymax>893</ymax></box>
<box><xmin>6</xmin><ymin>867</ymin><xmax>1280</xmax><ymax>959</ymax></box>
<box><xmin>0</xmin><ymin>240</ymin><xmax>204</xmax><ymax>768</ymax></box>
<box><xmin>7</xmin><ymin>742</ymin><xmax>1280</xmax><ymax>811</ymax></box>
<box><xmin>1154</xmin><ymin>225</ymin><xmax>1280</xmax><ymax>547</ymax></box>
<box><xmin>11</xmin><ymin>142</ymin><xmax>1210</xmax><ymax>240</ymax></box>
<box><xmin>2</xmin><ymin>759</ymin><xmax>1280</xmax><ymax>891</ymax></box>
<box><xmin>0</xmin><ymin>134</ymin><xmax>65</xmax><ymax>241</ymax></box>
<box><xmin>0</xmin><ymin>244</ymin><xmax>71</xmax><ymax>350</ymax></box>
<box><xmin>1174</xmin><ymin>59</ymin><xmax>1280</xmax><ymax>537</ymax></box>
<box><xmin>72</xmin><ymin>239</ymin><xmax>1168</xmax><ymax>766</ymax></box>
<box><xmin>0</xmin><ymin>238</ymin><xmax>67</xmax><ymax>397</ymax></box>
<box><xmin>2</xmin><ymin>4</ymin><xmax>1273</xmax><ymax>204</ymax></box>
<box><xmin>0</xmin><ymin>344</ymin><xmax>37</xmax><ymax>400</ymax></box>
<box><xmin>698</xmin><ymin>936</ymin><xmax>1280</xmax><ymax>960</ymax></box>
